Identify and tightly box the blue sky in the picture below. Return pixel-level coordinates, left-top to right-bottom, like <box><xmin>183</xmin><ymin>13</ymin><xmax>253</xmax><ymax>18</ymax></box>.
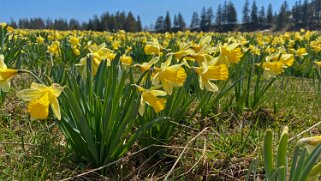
<box><xmin>0</xmin><ymin>0</ymin><xmax>296</xmax><ymax>28</ymax></box>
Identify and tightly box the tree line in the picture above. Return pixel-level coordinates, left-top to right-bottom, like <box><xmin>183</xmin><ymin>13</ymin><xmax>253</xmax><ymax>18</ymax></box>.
<box><xmin>8</xmin><ymin>11</ymin><xmax>142</xmax><ymax>32</ymax></box>
<box><xmin>6</xmin><ymin>0</ymin><xmax>321</xmax><ymax>32</ymax></box>
<box><xmin>154</xmin><ymin>0</ymin><xmax>321</xmax><ymax>32</ymax></box>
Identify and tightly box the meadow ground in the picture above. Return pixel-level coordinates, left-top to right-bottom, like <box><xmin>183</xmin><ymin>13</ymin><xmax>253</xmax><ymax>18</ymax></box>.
<box><xmin>1</xmin><ymin>76</ymin><xmax>320</xmax><ymax>180</ymax></box>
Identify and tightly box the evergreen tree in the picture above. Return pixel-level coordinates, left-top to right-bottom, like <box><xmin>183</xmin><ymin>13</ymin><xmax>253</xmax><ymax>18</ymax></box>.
<box><xmin>101</xmin><ymin>12</ymin><xmax>110</xmax><ymax>31</ymax></box>
<box><xmin>250</xmin><ymin>0</ymin><xmax>258</xmax><ymax>27</ymax></box>
<box><xmin>87</xmin><ymin>19</ymin><xmax>94</xmax><ymax>30</ymax></box>
<box><xmin>207</xmin><ymin>7</ymin><xmax>214</xmax><ymax>30</ymax></box>
<box><xmin>9</xmin><ymin>19</ymin><xmax>17</xmax><ymax>28</ymax></box>
<box><xmin>178</xmin><ymin>12</ymin><xmax>186</xmax><ymax>30</ymax></box>
<box><xmin>243</xmin><ymin>0</ymin><xmax>250</xmax><ymax>24</ymax></box>
<box><xmin>115</xmin><ymin>11</ymin><xmax>126</xmax><ymax>30</ymax></box>
<box><xmin>222</xmin><ymin>1</ymin><xmax>228</xmax><ymax>24</ymax></box>
<box><xmin>136</xmin><ymin>16</ymin><xmax>142</xmax><ymax>32</ymax></box>
<box><xmin>108</xmin><ymin>15</ymin><xmax>118</xmax><ymax>31</ymax></box>
<box><xmin>92</xmin><ymin>15</ymin><xmax>103</xmax><ymax>31</ymax></box>
<box><xmin>164</xmin><ymin>11</ymin><xmax>172</xmax><ymax>32</ymax></box>
<box><xmin>155</xmin><ymin>16</ymin><xmax>164</xmax><ymax>32</ymax></box>
<box><xmin>227</xmin><ymin>1</ymin><xmax>237</xmax><ymax>24</ymax></box>
<box><xmin>125</xmin><ymin>12</ymin><xmax>137</xmax><ymax>32</ymax></box>
<box><xmin>200</xmin><ymin>7</ymin><xmax>208</xmax><ymax>31</ymax></box>
<box><xmin>267</xmin><ymin>3</ymin><xmax>274</xmax><ymax>24</ymax></box>
<box><xmin>276</xmin><ymin>1</ymin><xmax>289</xmax><ymax>30</ymax></box>
<box><xmin>292</xmin><ymin>1</ymin><xmax>301</xmax><ymax>26</ymax></box>
<box><xmin>216</xmin><ymin>4</ymin><xmax>223</xmax><ymax>26</ymax></box>
<box><xmin>190</xmin><ymin>12</ymin><xmax>200</xmax><ymax>31</ymax></box>
<box><xmin>54</xmin><ymin>19</ymin><xmax>68</xmax><ymax>30</ymax></box>
<box><xmin>315</xmin><ymin>0</ymin><xmax>321</xmax><ymax>26</ymax></box>
<box><xmin>302</xmin><ymin>0</ymin><xmax>309</xmax><ymax>26</ymax></box>
<box><xmin>259</xmin><ymin>6</ymin><xmax>266</xmax><ymax>24</ymax></box>
<box><xmin>69</xmin><ymin>19</ymin><xmax>80</xmax><ymax>30</ymax></box>
<box><xmin>173</xmin><ymin>15</ymin><xmax>179</xmax><ymax>29</ymax></box>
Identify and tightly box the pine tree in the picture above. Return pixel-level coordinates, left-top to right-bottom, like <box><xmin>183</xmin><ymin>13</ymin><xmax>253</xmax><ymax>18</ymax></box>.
<box><xmin>200</xmin><ymin>7</ymin><xmax>208</xmax><ymax>31</ymax></box>
<box><xmin>9</xmin><ymin>19</ymin><xmax>17</xmax><ymax>28</ymax></box>
<box><xmin>267</xmin><ymin>3</ymin><xmax>274</xmax><ymax>24</ymax></box>
<box><xmin>136</xmin><ymin>16</ymin><xmax>142</xmax><ymax>32</ymax></box>
<box><xmin>108</xmin><ymin>15</ymin><xmax>118</xmax><ymax>31</ymax></box>
<box><xmin>292</xmin><ymin>1</ymin><xmax>301</xmax><ymax>26</ymax></box>
<box><xmin>155</xmin><ymin>16</ymin><xmax>164</xmax><ymax>32</ymax></box>
<box><xmin>276</xmin><ymin>1</ymin><xmax>289</xmax><ymax>30</ymax></box>
<box><xmin>101</xmin><ymin>12</ymin><xmax>110</xmax><ymax>31</ymax></box>
<box><xmin>69</xmin><ymin>19</ymin><xmax>80</xmax><ymax>30</ymax></box>
<box><xmin>164</xmin><ymin>11</ymin><xmax>172</xmax><ymax>32</ymax></box>
<box><xmin>222</xmin><ymin>1</ymin><xmax>228</xmax><ymax>24</ymax></box>
<box><xmin>302</xmin><ymin>0</ymin><xmax>309</xmax><ymax>27</ymax></box>
<box><xmin>227</xmin><ymin>1</ymin><xmax>237</xmax><ymax>24</ymax></box>
<box><xmin>178</xmin><ymin>12</ymin><xmax>186</xmax><ymax>30</ymax></box>
<box><xmin>216</xmin><ymin>4</ymin><xmax>223</xmax><ymax>26</ymax></box>
<box><xmin>45</xmin><ymin>18</ymin><xmax>54</xmax><ymax>29</ymax></box>
<box><xmin>173</xmin><ymin>14</ymin><xmax>179</xmax><ymax>29</ymax></box>
<box><xmin>125</xmin><ymin>12</ymin><xmax>137</xmax><ymax>32</ymax></box>
<box><xmin>190</xmin><ymin>12</ymin><xmax>200</xmax><ymax>31</ymax></box>
<box><xmin>315</xmin><ymin>0</ymin><xmax>321</xmax><ymax>26</ymax></box>
<box><xmin>250</xmin><ymin>0</ymin><xmax>258</xmax><ymax>27</ymax></box>
<box><xmin>207</xmin><ymin>7</ymin><xmax>214</xmax><ymax>30</ymax></box>
<box><xmin>258</xmin><ymin>6</ymin><xmax>265</xmax><ymax>24</ymax></box>
<box><xmin>243</xmin><ymin>0</ymin><xmax>250</xmax><ymax>24</ymax></box>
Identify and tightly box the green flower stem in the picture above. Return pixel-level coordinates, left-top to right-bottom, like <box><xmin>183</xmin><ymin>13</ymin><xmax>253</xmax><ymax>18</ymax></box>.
<box><xmin>18</xmin><ymin>69</ymin><xmax>44</xmax><ymax>84</ymax></box>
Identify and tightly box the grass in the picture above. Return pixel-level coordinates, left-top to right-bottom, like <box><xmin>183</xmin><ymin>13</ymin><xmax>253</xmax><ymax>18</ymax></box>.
<box><xmin>0</xmin><ymin>75</ymin><xmax>320</xmax><ymax>180</ymax></box>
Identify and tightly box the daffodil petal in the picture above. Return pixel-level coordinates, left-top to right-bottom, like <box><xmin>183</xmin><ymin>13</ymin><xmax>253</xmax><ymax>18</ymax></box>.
<box><xmin>0</xmin><ymin>80</ymin><xmax>10</xmax><ymax>92</ymax></box>
<box><xmin>51</xmin><ymin>98</ymin><xmax>61</xmax><ymax>120</ymax></box>
<box><xmin>0</xmin><ymin>55</ymin><xmax>7</xmax><ymax>69</ymax></box>
<box><xmin>31</xmin><ymin>82</ymin><xmax>48</xmax><ymax>90</ymax></box>
<box><xmin>17</xmin><ymin>89</ymin><xmax>42</xmax><ymax>101</ymax></box>
<box><xmin>50</xmin><ymin>83</ymin><xmax>64</xmax><ymax>97</ymax></box>
<box><xmin>149</xmin><ymin>90</ymin><xmax>167</xmax><ymax>96</ymax></box>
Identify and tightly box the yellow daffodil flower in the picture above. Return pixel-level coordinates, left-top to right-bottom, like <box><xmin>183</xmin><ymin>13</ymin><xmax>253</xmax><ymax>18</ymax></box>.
<box><xmin>262</xmin><ymin>52</ymin><xmax>294</xmax><ymax>79</ymax></box>
<box><xmin>17</xmin><ymin>82</ymin><xmax>64</xmax><ymax>120</ymax></box>
<box><xmin>296</xmin><ymin>48</ymin><xmax>308</xmax><ymax>57</ymax></box>
<box><xmin>169</xmin><ymin>42</ymin><xmax>193</xmax><ymax>61</ymax></box>
<box><xmin>48</xmin><ymin>41</ymin><xmax>60</xmax><ymax>56</ymax></box>
<box><xmin>0</xmin><ymin>55</ymin><xmax>18</xmax><ymax>92</ymax></box>
<box><xmin>69</xmin><ymin>36</ymin><xmax>80</xmax><ymax>47</ymax></box>
<box><xmin>193</xmin><ymin>61</ymin><xmax>229</xmax><ymax>92</ymax></box>
<box><xmin>310</xmin><ymin>39</ymin><xmax>321</xmax><ymax>52</ymax></box>
<box><xmin>298</xmin><ymin>135</ymin><xmax>321</xmax><ymax>153</ymax></box>
<box><xmin>134</xmin><ymin>57</ymin><xmax>159</xmax><ymax>73</ymax></box>
<box><xmin>78</xmin><ymin>43</ymin><xmax>116</xmax><ymax>75</ymax></box>
<box><xmin>120</xmin><ymin>54</ymin><xmax>133</xmax><ymax>67</ymax></box>
<box><xmin>249</xmin><ymin>45</ymin><xmax>261</xmax><ymax>55</ymax></box>
<box><xmin>144</xmin><ymin>38</ymin><xmax>164</xmax><ymax>55</ymax></box>
<box><xmin>152</xmin><ymin>56</ymin><xmax>187</xmax><ymax>95</ymax></box>
<box><xmin>134</xmin><ymin>85</ymin><xmax>167</xmax><ymax>116</ymax></box>
<box><xmin>262</xmin><ymin>61</ymin><xmax>284</xmax><ymax>79</ymax></box>
<box><xmin>184</xmin><ymin>36</ymin><xmax>217</xmax><ymax>64</ymax></box>
<box><xmin>215</xmin><ymin>43</ymin><xmax>243</xmax><ymax>67</ymax></box>
<box><xmin>36</xmin><ymin>36</ymin><xmax>44</xmax><ymax>44</ymax></box>
<box><xmin>112</xmin><ymin>41</ymin><xmax>120</xmax><ymax>50</ymax></box>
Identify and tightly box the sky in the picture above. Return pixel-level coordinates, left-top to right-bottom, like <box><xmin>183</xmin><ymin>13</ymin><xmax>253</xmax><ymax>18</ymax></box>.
<box><xmin>0</xmin><ymin>0</ymin><xmax>296</xmax><ymax>28</ymax></box>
